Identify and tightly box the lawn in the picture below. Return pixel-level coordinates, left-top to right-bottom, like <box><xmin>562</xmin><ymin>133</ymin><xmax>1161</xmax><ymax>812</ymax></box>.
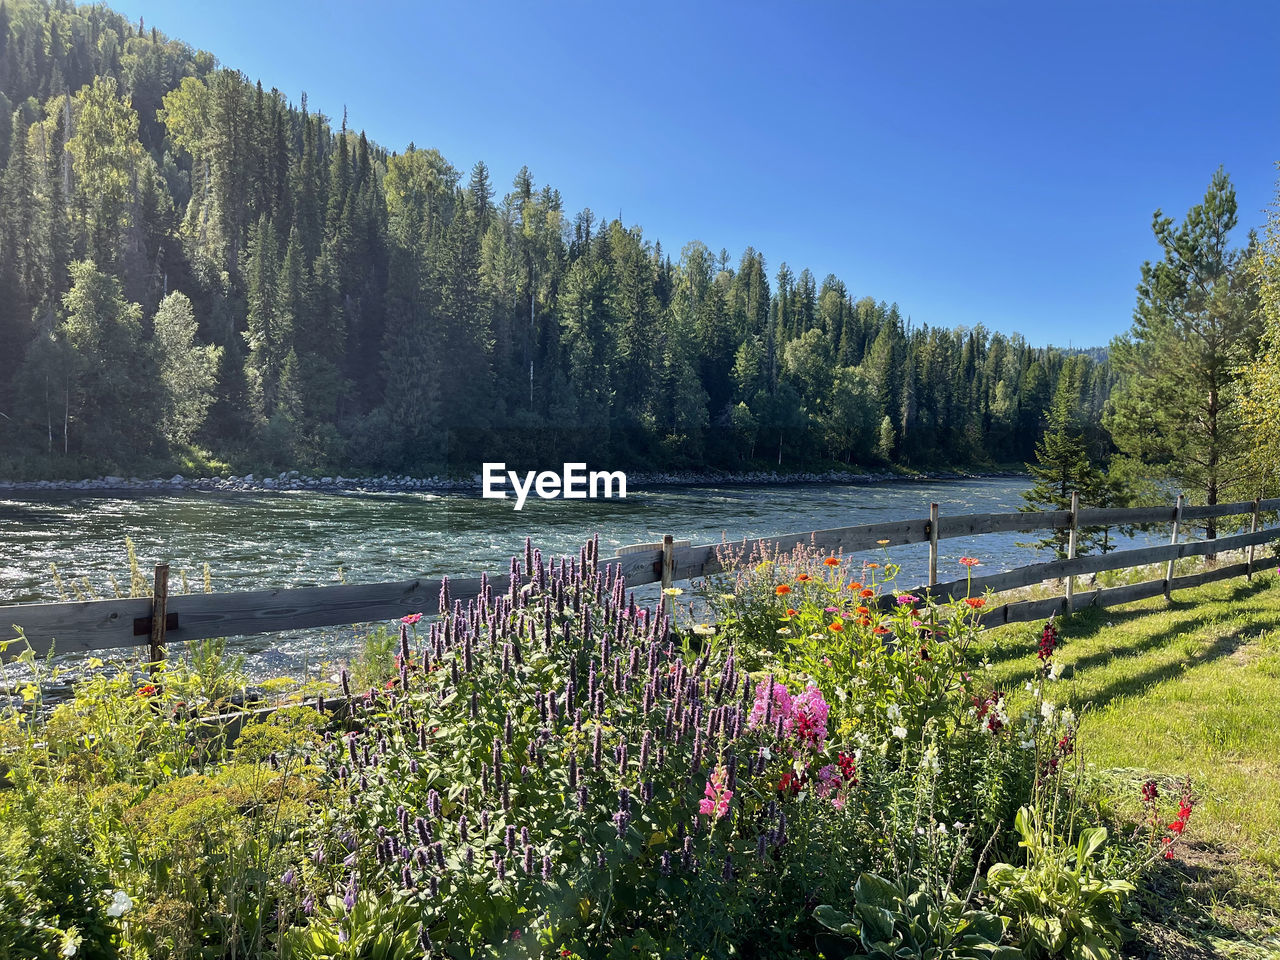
<box><xmin>981</xmin><ymin>570</ymin><xmax>1280</xmax><ymax>959</ymax></box>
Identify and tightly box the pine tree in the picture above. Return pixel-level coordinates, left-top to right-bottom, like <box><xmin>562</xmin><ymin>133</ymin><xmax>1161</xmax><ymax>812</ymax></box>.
<box><xmin>1105</xmin><ymin>169</ymin><xmax>1261</xmax><ymax>540</ymax></box>
<box><xmin>1022</xmin><ymin>361</ymin><xmax>1103</xmax><ymax>558</ymax></box>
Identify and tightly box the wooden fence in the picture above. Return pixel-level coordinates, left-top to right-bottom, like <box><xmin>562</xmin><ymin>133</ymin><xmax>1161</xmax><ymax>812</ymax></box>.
<box><xmin>3</xmin><ymin>495</ymin><xmax>1278</xmax><ymax>664</ymax></box>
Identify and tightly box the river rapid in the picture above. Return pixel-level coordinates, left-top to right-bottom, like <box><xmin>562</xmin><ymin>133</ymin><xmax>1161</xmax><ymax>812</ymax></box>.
<box><xmin>1</xmin><ymin>477</ymin><xmax>1075</xmax><ymax>676</ymax></box>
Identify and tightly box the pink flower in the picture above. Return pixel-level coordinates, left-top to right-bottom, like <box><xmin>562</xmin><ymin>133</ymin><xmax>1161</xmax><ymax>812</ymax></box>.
<box><xmin>814</xmin><ymin>764</ymin><xmax>841</xmax><ymax>798</ymax></box>
<box><xmin>897</xmin><ymin>594</ymin><xmax>919</xmax><ymax>605</ymax></box>
<box><xmin>699</xmin><ymin>765</ymin><xmax>732</xmax><ymax>819</ymax></box>
<box><xmin>748</xmin><ymin>678</ymin><xmax>795</xmax><ymax>735</ymax></box>
<box><xmin>824</xmin><ymin>606</ymin><xmax>838</xmax><ymax>614</ymax></box>
<box><xmin>792</xmin><ymin>684</ymin><xmax>830</xmax><ymax>748</ymax></box>
<box><xmin>401</xmin><ymin>613</ymin><xmax>423</xmax><ymax>625</ymax></box>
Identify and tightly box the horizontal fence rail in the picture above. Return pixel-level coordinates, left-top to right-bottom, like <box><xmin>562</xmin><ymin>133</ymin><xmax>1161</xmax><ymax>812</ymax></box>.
<box><xmin>3</xmin><ymin>496</ymin><xmax>1277</xmax><ymax>661</ymax></box>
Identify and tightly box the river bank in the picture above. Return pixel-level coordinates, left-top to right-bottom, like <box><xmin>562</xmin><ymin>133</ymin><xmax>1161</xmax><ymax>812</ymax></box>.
<box><xmin>0</xmin><ymin>467</ymin><xmax>1025</xmax><ymax>495</ymax></box>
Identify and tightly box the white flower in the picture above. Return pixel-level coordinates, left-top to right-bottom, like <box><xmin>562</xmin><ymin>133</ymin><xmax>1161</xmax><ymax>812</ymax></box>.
<box><xmin>691</xmin><ymin>623</ymin><xmax>716</xmax><ymax>636</ymax></box>
<box><xmin>776</xmin><ymin>628</ymin><xmax>792</xmax><ymax>637</ymax></box>
<box><xmin>1040</xmin><ymin>701</ymin><xmax>1056</xmax><ymax>721</ymax></box>
<box><xmin>1024</xmin><ymin>681</ymin><xmax>1034</xmax><ymax>692</ymax></box>
<box><xmin>1061</xmin><ymin>708</ymin><xmax>1076</xmax><ymax>728</ymax></box>
<box><xmin>106</xmin><ymin>890</ymin><xmax>132</xmax><ymax>918</ymax></box>
<box><xmin>892</xmin><ymin>725</ymin><xmax>908</xmax><ymax>739</ymax></box>
<box><xmin>60</xmin><ymin>938</ymin><xmax>78</xmax><ymax>958</ymax></box>
<box><xmin>854</xmin><ymin>703</ymin><xmax>866</xmax><ymax>715</ymax></box>
<box><xmin>936</xmin><ymin>822</ymin><xmax>948</xmax><ymax>834</ymax></box>
<box><xmin>886</xmin><ymin>703</ymin><xmax>902</xmax><ymax>722</ymax></box>
<box><xmin>1048</xmin><ymin>662</ymin><xmax>1063</xmax><ymax>681</ymax></box>
<box><xmin>953</xmin><ymin>821</ymin><xmax>965</xmax><ymax>830</ymax></box>
<box><xmin>1018</xmin><ymin>738</ymin><xmax>1035</xmax><ymax>750</ymax></box>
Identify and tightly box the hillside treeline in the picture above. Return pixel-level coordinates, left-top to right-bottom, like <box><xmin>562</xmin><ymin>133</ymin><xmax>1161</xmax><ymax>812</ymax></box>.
<box><xmin>0</xmin><ymin>0</ymin><xmax>1113</xmax><ymax>475</ymax></box>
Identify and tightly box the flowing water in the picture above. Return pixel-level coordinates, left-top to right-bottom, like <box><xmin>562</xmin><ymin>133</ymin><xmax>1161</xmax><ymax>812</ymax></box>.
<box><xmin>1</xmin><ymin>477</ymin><xmax>1116</xmax><ymax>676</ymax></box>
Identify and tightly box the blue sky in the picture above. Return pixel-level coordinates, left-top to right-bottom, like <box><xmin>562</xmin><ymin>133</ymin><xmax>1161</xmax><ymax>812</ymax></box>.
<box><xmin>115</xmin><ymin>0</ymin><xmax>1278</xmax><ymax>347</ymax></box>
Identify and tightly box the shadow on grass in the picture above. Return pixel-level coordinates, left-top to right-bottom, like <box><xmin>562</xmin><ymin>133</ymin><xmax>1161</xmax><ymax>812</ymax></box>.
<box><xmin>991</xmin><ymin>617</ymin><xmax>1280</xmax><ymax>714</ymax></box>
<box><xmin>982</xmin><ymin>578</ymin><xmax>1275</xmax><ymax>666</ymax></box>
<box><xmin>1136</xmin><ymin>846</ymin><xmax>1280</xmax><ymax>959</ymax></box>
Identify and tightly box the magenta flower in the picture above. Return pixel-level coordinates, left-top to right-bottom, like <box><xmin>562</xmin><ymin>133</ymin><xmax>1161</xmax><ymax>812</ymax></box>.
<box><xmin>401</xmin><ymin>613</ymin><xmax>423</xmax><ymax>625</ymax></box>
<box><xmin>792</xmin><ymin>684</ymin><xmax>830</xmax><ymax>748</ymax></box>
<box><xmin>748</xmin><ymin>678</ymin><xmax>794</xmax><ymax>735</ymax></box>
<box><xmin>699</xmin><ymin>764</ymin><xmax>733</xmax><ymax>820</ymax></box>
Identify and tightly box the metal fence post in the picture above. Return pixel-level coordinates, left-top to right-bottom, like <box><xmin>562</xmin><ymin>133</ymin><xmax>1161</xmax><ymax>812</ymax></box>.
<box><xmin>1247</xmin><ymin>497</ymin><xmax>1261</xmax><ymax>580</ymax></box>
<box><xmin>1066</xmin><ymin>490</ymin><xmax>1079</xmax><ymax>609</ymax></box>
<box><xmin>1164</xmin><ymin>495</ymin><xmax>1184</xmax><ymax>601</ymax></box>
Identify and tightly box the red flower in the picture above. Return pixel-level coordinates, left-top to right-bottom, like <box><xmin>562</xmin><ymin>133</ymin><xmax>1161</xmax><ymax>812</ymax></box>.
<box><xmin>964</xmin><ymin>597</ymin><xmax>986</xmax><ymax>609</ymax></box>
<box><xmin>958</xmin><ymin>557</ymin><xmax>980</xmax><ymax>567</ymax></box>
<box><xmin>796</xmin><ymin>574</ymin><xmax>813</xmax><ymax>583</ymax></box>
<box><xmin>775</xmin><ymin>584</ymin><xmax>792</xmax><ymax>596</ymax></box>
<box><xmin>823</xmin><ymin>557</ymin><xmax>840</xmax><ymax>567</ymax></box>
<box><xmin>135</xmin><ymin>684</ymin><xmax>157</xmax><ymax>698</ymax></box>
<box><xmin>859</xmin><ymin>588</ymin><xmax>874</xmax><ymax>599</ymax></box>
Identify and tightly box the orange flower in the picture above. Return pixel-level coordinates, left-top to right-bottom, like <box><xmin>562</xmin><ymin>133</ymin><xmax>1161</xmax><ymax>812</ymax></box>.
<box><xmin>796</xmin><ymin>574</ymin><xmax>812</xmax><ymax>582</ymax></box>
<box><xmin>964</xmin><ymin>597</ymin><xmax>986</xmax><ymax>609</ymax></box>
<box><xmin>823</xmin><ymin>557</ymin><xmax>840</xmax><ymax>567</ymax></box>
<box><xmin>867</xmin><ymin>563</ymin><xmax>879</xmax><ymax>569</ymax></box>
<box><xmin>775</xmin><ymin>584</ymin><xmax>792</xmax><ymax>596</ymax></box>
<box><xmin>856</xmin><ymin>605</ymin><xmax>870</xmax><ymax>615</ymax></box>
<box><xmin>858</xmin><ymin>616</ymin><xmax>872</xmax><ymax>627</ymax></box>
<box><xmin>828</xmin><ymin>622</ymin><xmax>844</xmax><ymax>633</ymax></box>
<box><xmin>785</xmin><ymin>608</ymin><xmax>798</xmax><ymax>617</ymax></box>
<box><xmin>959</xmin><ymin>557</ymin><xmax>980</xmax><ymax>567</ymax></box>
<box><xmin>846</xmin><ymin>581</ymin><xmax>863</xmax><ymax>591</ymax></box>
<box><xmin>135</xmin><ymin>684</ymin><xmax>158</xmax><ymax>698</ymax></box>
<box><xmin>860</xmin><ymin>588</ymin><xmax>874</xmax><ymax>598</ymax></box>
<box><xmin>873</xmin><ymin>626</ymin><xmax>890</xmax><ymax>635</ymax></box>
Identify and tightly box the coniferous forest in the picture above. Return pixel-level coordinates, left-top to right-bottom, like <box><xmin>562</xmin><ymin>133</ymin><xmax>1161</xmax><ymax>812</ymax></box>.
<box><xmin>0</xmin><ymin>0</ymin><xmax>1117</xmax><ymax>478</ymax></box>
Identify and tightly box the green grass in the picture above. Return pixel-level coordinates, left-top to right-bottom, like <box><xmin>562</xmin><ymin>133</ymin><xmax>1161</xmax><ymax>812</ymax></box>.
<box><xmin>980</xmin><ymin>569</ymin><xmax>1280</xmax><ymax>958</ymax></box>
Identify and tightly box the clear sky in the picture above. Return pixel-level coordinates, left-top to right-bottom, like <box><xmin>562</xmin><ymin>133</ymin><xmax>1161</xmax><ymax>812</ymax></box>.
<box><xmin>112</xmin><ymin>0</ymin><xmax>1278</xmax><ymax>348</ymax></box>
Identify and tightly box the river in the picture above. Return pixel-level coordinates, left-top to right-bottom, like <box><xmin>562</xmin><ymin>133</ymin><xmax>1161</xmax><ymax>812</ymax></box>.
<box><xmin>0</xmin><ymin>477</ymin><xmax>1085</xmax><ymax>676</ymax></box>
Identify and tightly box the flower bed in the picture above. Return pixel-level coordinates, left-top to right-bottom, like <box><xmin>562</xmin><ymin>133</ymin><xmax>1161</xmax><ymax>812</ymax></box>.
<box><xmin>0</xmin><ymin>538</ymin><xmax>1196</xmax><ymax>959</ymax></box>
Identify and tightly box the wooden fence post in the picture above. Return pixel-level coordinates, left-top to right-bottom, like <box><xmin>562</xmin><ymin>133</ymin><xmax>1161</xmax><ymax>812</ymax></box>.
<box><xmin>1066</xmin><ymin>490</ymin><xmax>1079</xmax><ymax>609</ymax></box>
<box><xmin>660</xmin><ymin>535</ymin><xmax>675</xmax><ymax>607</ymax></box>
<box><xmin>1247</xmin><ymin>496</ymin><xmax>1261</xmax><ymax>580</ymax></box>
<box><xmin>149</xmin><ymin>563</ymin><xmax>169</xmax><ymax>674</ymax></box>
<box><xmin>928</xmin><ymin>503</ymin><xmax>939</xmax><ymax>588</ymax></box>
<box><xmin>1164</xmin><ymin>495</ymin><xmax>1184</xmax><ymax>601</ymax></box>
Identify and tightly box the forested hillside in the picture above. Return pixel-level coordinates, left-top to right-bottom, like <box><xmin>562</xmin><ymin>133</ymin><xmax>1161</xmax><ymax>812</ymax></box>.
<box><xmin>0</xmin><ymin>0</ymin><xmax>1114</xmax><ymax>477</ymax></box>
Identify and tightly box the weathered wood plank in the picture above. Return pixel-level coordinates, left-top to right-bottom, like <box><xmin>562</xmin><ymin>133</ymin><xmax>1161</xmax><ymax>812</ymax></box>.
<box><xmin>1075</xmin><ymin>506</ymin><xmax>1177</xmax><ymax>526</ymax></box>
<box><xmin>1180</xmin><ymin>500</ymin><xmax>1263</xmax><ymax>521</ymax></box>
<box><xmin>936</xmin><ymin>510</ymin><xmax>1070</xmax><ymax>539</ymax></box>
<box><xmin>5</xmin><ymin>573</ymin><xmax>499</xmax><ymax>659</ymax></box>
<box><xmin>923</xmin><ymin>526</ymin><xmax>1279</xmax><ymax>601</ymax></box>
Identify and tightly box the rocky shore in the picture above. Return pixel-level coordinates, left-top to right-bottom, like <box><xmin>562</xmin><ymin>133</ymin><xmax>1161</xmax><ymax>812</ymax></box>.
<box><xmin>0</xmin><ymin>467</ymin><xmax>1024</xmax><ymax>496</ymax></box>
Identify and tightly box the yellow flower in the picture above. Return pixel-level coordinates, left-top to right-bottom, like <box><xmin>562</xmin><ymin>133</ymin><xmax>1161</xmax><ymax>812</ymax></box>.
<box><xmin>662</xmin><ymin>587</ymin><xmax>684</xmax><ymax>597</ymax></box>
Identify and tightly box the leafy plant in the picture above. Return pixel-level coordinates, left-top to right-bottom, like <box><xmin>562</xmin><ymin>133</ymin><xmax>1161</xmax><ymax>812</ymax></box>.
<box><xmin>813</xmin><ymin>872</ymin><xmax>1019</xmax><ymax>960</ymax></box>
<box><xmin>985</xmin><ymin>807</ymin><xmax>1135</xmax><ymax>960</ymax></box>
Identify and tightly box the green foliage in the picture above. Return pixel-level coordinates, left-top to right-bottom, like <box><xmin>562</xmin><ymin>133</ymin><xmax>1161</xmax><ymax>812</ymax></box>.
<box><xmin>1105</xmin><ymin>168</ymin><xmax>1262</xmax><ymax>535</ymax></box>
<box><xmin>813</xmin><ymin>872</ymin><xmax>1018</xmax><ymax>960</ymax></box>
<box><xmin>1240</xmin><ymin>164</ymin><xmax>1280</xmax><ymax>495</ymax></box>
<box><xmin>0</xmin><ymin>0</ymin><xmax>1110</xmax><ymax>477</ymax></box>
<box><xmin>986</xmin><ymin>809</ymin><xmax>1135</xmax><ymax>960</ymax></box>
